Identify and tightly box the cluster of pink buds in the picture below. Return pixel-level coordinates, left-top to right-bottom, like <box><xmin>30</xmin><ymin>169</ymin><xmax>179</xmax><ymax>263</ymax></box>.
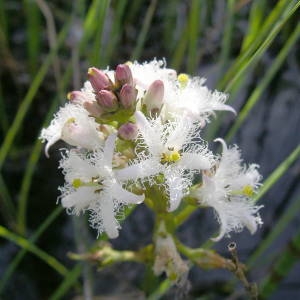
<box><xmin>69</xmin><ymin>64</ymin><xmax>137</xmax><ymax>113</ymax></box>
<box><xmin>68</xmin><ymin>64</ymin><xmax>141</xmax><ymax>140</ymax></box>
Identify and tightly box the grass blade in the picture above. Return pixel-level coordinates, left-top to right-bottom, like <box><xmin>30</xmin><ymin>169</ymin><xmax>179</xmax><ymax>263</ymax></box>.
<box><xmin>218</xmin><ymin>0</ymin><xmax>296</xmax><ymax>91</ymax></box>
<box><xmin>0</xmin><ymin>225</ymin><xmax>68</xmax><ymax>277</ymax></box>
<box><xmin>130</xmin><ymin>0</ymin><xmax>158</xmax><ymax>60</ymax></box>
<box><xmin>103</xmin><ymin>0</ymin><xmax>128</xmax><ymax>65</ymax></box>
<box><xmin>0</xmin><ymin>206</ymin><xmax>63</xmax><ymax>294</ymax></box>
<box><xmin>248</xmin><ymin>196</ymin><xmax>300</xmax><ymax>269</ymax></box>
<box><xmin>16</xmin><ymin>98</ymin><xmax>59</xmax><ymax>234</ymax></box>
<box><xmin>0</xmin><ymin>80</ymin><xmax>9</xmax><ymax>134</ymax></box>
<box><xmin>187</xmin><ymin>0</ymin><xmax>202</xmax><ymax>74</ymax></box>
<box><xmin>49</xmin><ymin>264</ymin><xmax>83</xmax><ymax>300</ymax></box>
<box><xmin>171</xmin><ymin>22</ymin><xmax>189</xmax><ymax>70</ymax></box>
<box><xmin>0</xmin><ymin>174</ymin><xmax>15</xmax><ymax>229</ymax></box>
<box><xmin>223</xmin><ymin>1</ymin><xmax>300</xmax><ymax>93</ymax></box>
<box><xmin>225</xmin><ymin>22</ymin><xmax>300</xmax><ymax>141</ymax></box>
<box><xmin>254</xmin><ymin>145</ymin><xmax>300</xmax><ymax>203</ymax></box>
<box><xmin>89</xmin><ymin>0</ymin><xmax>111</xmax><ymax>67</ymax></box>
<box><xmin>0</xmin><ymin>20</ymin><xmax>71</xmax><ymax>171</ymax></box>
<box><xmin>148</xmin><ymin>279</ymin><xmax>172</xmax><ymax>300</ymax></box>
<box><xmin>259</xmin><ymin>229</ymin><xmax>300</xmax><ymax>299</ymax></box>
<box><xmin>162</xmin><ymin>0</ymin><xmax>179</xmax><ymax>53</ymax></box>
<box><xmin>219</xmin><ymin>0</ymin><xmax>236</xmax><ymax>74</ymax></box>
<box><xmin>241</xmin><ymin>0</ymin><xmax>267</xmax><ymax>52</ymax></box>
<box><xmin>23</xmin><ymin>0</ymin><xmax>42</xmax><ymax>75</ymax></box>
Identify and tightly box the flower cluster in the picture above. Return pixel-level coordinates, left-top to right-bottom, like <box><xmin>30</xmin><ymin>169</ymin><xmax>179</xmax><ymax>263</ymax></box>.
<box><xmin>40</xmin><ymin>59</ymin><xmax>263</xmax><ymax>240</ymax></box>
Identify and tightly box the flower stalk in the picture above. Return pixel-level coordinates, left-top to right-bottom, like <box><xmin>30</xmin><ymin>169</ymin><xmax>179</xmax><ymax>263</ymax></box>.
<box><xmin>40</xmin><ymin>59</ymin><xmax>264</xmax><ymax>296</ymax></box>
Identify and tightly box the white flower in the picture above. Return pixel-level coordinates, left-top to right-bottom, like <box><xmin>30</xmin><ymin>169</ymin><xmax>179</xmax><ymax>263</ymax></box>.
<box><xmin>40</xmin><ymin>103</ymin><xmax>104</xmax><ymax>157</ymax></box>
<box><xmin>129</xmin><ymin>59</ymin><xmax>178</xmax><ymax>107</ymax></box>
<box><xmin>193</xmin><ymin>138</ymin><xmax>263</xmax><ymax>241</ymax></box>
<box><xmin>59</xmin><ymin>134</ymin><xmax>144</xmax><ymax>238</ymax></box>
<box><xmin>128</xmin><ymin>59</ymin><xmax>235</xmax><ymax>125</ymax></box>
<box><xmin>116</xmin><ymin>111</ymin><xmax>213</xmax><ymax>211</ymax></box>
<box><xmin>153</xmin><ymin>222</ymin><xmax>189</xmax><ymax>285</ymax></box>
<box><xmin>162</xmin><ymin>76</ymin><xmax>236</xmax><ymax>125</ymax></box>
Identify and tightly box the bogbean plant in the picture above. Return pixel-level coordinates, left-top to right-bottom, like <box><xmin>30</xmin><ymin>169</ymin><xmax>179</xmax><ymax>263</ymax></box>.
<box><xmin>40</xmin><ymin>59</ymin><xmax>263</xmax><ymax>295</ymax></box>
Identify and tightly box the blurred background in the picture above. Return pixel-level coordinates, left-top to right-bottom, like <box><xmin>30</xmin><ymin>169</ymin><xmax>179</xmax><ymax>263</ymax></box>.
<box><xmin>0</xmin><ymin>0</ymin><xmax>299</xmax><ymax>299</ymax></box>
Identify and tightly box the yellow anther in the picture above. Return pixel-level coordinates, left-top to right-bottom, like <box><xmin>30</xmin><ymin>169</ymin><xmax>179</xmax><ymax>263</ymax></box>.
<box><xmin>67</xmin><ymin>92</ymin><xmax>72</xmax><ymax>100</ymax></box>
<box><xmin>125</xmin><ymin>61</ymin><xmax>133</xmax><ymax>66</ymax></box>
<box><xmin>242</xmin><ymin>185</ymin><xmax>254</xmax><ymax>197</ymax></box>
<box><xmin>161</xmin><ymin>150</ymin><xmax>181</xmax><ymax>163</ymax></box>
<box><xmin>177</xmin><ymin>73</ymin><xmax>189</xmax><ymax>88</ymax></box>
<box><xmin>87</xmin><ymin>67</ymin><xmax>94</xmax><ymax>75</ymax></box>
<box><xmin>72</xmin><ymin>178</ymin><xmax>83</xmax><ymax>188</ymax></box>
<box><xmin>66</xmin><ymin>117</ymin><xmax>76</xmax><ymax>124</ymax></box>
<box><xmin>170</xmin><ymin>151</ymin><xmax>181</xmax><ymax>162</ymax></box>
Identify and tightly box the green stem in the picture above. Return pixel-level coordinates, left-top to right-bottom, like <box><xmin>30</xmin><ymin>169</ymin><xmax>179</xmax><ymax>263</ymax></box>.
<box><xmin>130</xmin><ymin>0</ymin><xmax>158</xmax><ymax>60</ymax></box>
<box><xmin>248</xmin><ymin>196</ymin><xmax>300</xmax><ymax>269</ymax></box>
<box><xmin>226</xmin><ymin>22</ymin><xmax>300</xmax><ymax>141</ymax></box>
<box><xmin>254</xmin><ymin>145</ymin><xmax>300</xmax><ymax>203</ymax></box>
<box><xmin>0</xmin><ymin>206</ymin><xmax>63</xmax><ymax>294</ymax></box>
<box><xmin>0</xmin><ymin>224</ymin><xmax>68</xmax><ymax>277</ymax></box>
<box><xmin>0</xmin><ymin>20</ymin><xmax>71</xmax><ymax>171</ymax></box>
<box><xmin>260</xmin><ymin>230</ymin><xmax>300</xmax><ymax>299</ymax></box>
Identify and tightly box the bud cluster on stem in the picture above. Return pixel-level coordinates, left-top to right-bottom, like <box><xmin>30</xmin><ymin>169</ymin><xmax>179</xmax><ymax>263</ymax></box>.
<box><xmin>40</xmin><ymin>59</ymin><xmax>263</xmax><ymax>297</ymax></box>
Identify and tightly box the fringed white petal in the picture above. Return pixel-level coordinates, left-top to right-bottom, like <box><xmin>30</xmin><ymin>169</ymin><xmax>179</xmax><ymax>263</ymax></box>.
<box><xmin>60</xmin><ymin>150</ymin><xmax>99</xmax><ymax>183</ymax></box>
<box><xmin>103</xmin><ymin>134</ymin><xmax>117</xmax><ymax>167</ymax></box>
<box><xmin>44</xmin><ymin>133</ymin><xmax>61</xmax><ymax>158</ymax></box>
<box><xmin>179</xmin><ymin>152</ymin><xmax>211</xmax><ymax>170</ymax></box>
<box><xmin>111</xmin><ymin>182</ymin><xmax>144</xmax><ymax>204</ymax></box>
<box><xmin>209</xmin><ymin>199</ymin><xmax>263</xmax><ymax>241</ymax></box>
<box><xmin>61</xmin><ymin>186</ymin><xmax>97</xmax><ymax>215</ymax></box>
<box><xmin>99</xmin><ymin>195</ymin><xmax>119</xmax><ymax>239</ymax></box>
<box><xmin>134</xmin><ymin>111</ymin><xmax>163</xmax><ymax>155</ymax></box>
<box><xmin>165</xmin><ymin>172</ymin><xmax>185</xmax><ymax>212</ymax></box>
<box><xmin>115</xmin><ymin>159</ymin><xmax>159</xmax><ymax>181</ymax></box>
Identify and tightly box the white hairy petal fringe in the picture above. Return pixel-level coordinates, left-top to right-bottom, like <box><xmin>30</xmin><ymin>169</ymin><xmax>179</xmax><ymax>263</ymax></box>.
<box><xmin>58</xmin><ymin>134</ymin><xmax>145</xmax><ymax>238</ymax></box>
<box><xmin>194</xmin><ymin>139</ymin><xmax>263</xmax><ymax>240</ymax></box>
<box><xmin>40</xmin><ymin>103</ymin><xmax>103</xmax><ymax>156</ymax></box>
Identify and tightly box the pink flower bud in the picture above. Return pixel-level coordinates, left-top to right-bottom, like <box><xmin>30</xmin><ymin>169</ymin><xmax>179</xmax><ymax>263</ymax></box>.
<box><xmin>96</xmin><ymin>90</ymin><xmax>119</xmax><ymax>112</ymax></box>
<box><xmin>67</xmin><ymin>91</ymin><xmax>88</xmax><ymax>105</ymax></box>
<box><xmin>118</xmin><ymin>122</ymin><xmax>138</xmax><ymax>140</ymax></box>
<box><xmin>87</xmin><ymin>67</ymin><xmax>111</xmax><ymax>92</ymax></box>
<box><xmin>115</xmin><ymin>64</ymin><xmax>133</xmax><ymax>86</ymax></box>
<box><xmin>119</xmin><ymin>84</ymin><xmax>138</xmax><ymax>109</ymax></box>
<box><xmin>83</xmin><ymin>101</ymin><xmax>103</xmax><ymax>117</ymax></box>
<box><xmin>143</xmin><ymin>80</ymin><xmax>164</xmax><ymax>113</ymax></box>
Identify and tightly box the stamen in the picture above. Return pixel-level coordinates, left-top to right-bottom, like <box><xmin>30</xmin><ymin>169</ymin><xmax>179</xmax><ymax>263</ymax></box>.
<box><xmin>242</xmin><ymin>185</ymin><xmax>254</xmax><ymax>197</ymax></box>
<box><xmin>177</xmin><ymin>73</ymin><xmax>189</xmax><ymax>88</ymax></box>
<box><xmin>161</xmin><ymin>150</ymin><xmax>181</xmax><ymax>163</ymax></box>
<box><xmin>72</xmin><ymin>178</ymin><xmax>83</xmax><ymax>188</ymax></box>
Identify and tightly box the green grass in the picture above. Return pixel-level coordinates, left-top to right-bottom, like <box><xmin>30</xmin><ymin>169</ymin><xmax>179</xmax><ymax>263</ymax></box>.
<box><xmin>0</xmin><ymin>1</ymin><xmax>299</xmax><ymax>298</ymax></box>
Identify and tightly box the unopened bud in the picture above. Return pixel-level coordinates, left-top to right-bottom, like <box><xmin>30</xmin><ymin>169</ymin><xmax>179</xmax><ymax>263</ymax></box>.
<box><xmin>118</xmin><ymin>122</ymin><xmax>138</xmax><ymax>140</ymax></box>
<box><xmin>96</xmin><ymin>90</ymin><xmax>119</xmax><ymax>112</ymax></box>
<box><xmin>87</xmin><ymin>67</ymin><xmax>111</xmax><ymax>92</ymax></box>
<box><xmin>115</xmin><ymin>64</ymin><xmax>133</xmax><ymax>86</ymax></box>
<box><xmin>119</xmin><ymin>84</ymin><xmax>138</xmax><ymax>109</ymax></box>
<box><xmin>67</xmin><ymin>91</ymin><xmax>88</xmax><ymax>105</ymax></box>
<box><xmin>83</xmin><ymin>101</ymin><xmax>103</xmax><ymax>117</ymax></box>
<box><xmin>143</xmin><ymin>80</ymin><xmax>164</xmax><ymax>113</ymax></box>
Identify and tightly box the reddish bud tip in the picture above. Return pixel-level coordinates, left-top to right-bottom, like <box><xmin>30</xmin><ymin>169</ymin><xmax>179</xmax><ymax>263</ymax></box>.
<box><xmin>118</xmin><ymin>122</ymin><xmax>138</xmax><ymax>140</ymax></box>
<box><xmin>83</xmin><ymin>102</ymin><xmax>103</xmax><ymax>117</ymax></box>
<box><xmin>119</xmin><ymin>84</ymin><xmax>138</xmax><ymax>109</ymax></box>
<box><xmin>87</xmin><ymin>67</ymin><xmax>111</xmax><ymax>92</ymax></box>
<box><xmin>96</xmin><ymin>90</ymin><xmax>119</xmax><ymax>112</ymax></box>
<box><xmin>115</xmin><ymin>64</ymin><xmax>133</xmax><ymax>86</ymax></box>
<box><xmin>67</xmin><ymin>91</ymin><xmax>88</xmax><ymax>104</ymax></box>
